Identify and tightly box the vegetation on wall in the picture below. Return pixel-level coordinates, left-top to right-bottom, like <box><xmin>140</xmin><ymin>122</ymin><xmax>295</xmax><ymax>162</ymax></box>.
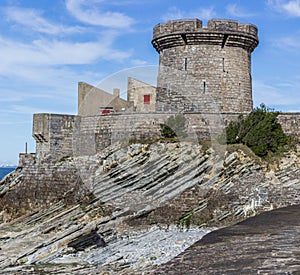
<box><xmin>218</xmin><ymin>104</ymin><xmax>291</xmax><ymax>158</ymax></box>
<box><xmin>160</xmin><ymin>114</ymin><xmax>187</xmax><ymax>139</ymax></box>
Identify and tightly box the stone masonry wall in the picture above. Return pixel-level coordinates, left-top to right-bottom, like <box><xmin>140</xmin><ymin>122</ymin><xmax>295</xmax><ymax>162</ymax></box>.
<box><xmin>33</xmin><ymin>114</ymin><xmax>76</xmax><ymax>161</ymax></box>
<box><xmin>127</xmin><ymin>77</ymin><xmax>156</xmax><ymax>112</ymax></box>
<box><xmin>73</xmin><ymin>113</ymin><xmax>170</xmax><ymax>156</ymax></box>
<box><xmin>278</xmin><ymin>113</ymin><xmax>300</xmax><ymax>139</ymax></box>
<box><xmin>34</xmin><ymin>112</ymin><xmax>245</xmax><ymax>159</ymax></box>
<box><xmin>0</xmin><ymin>160</ymin><xmax>93</xmax><ymax>217</ymax></box>
<box><xmin>33</xmin><ymin>112</ymin><xmax>300</xmax><ymax>161</ymax></box>
<box><xmin>155</xmin><ymin>45</ymin><xmax>253</xmax><ymax>113</ymax></box>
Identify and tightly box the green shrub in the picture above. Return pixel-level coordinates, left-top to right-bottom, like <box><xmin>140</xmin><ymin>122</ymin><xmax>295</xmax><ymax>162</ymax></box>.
<box><xmin>218</xmin><ymin>104</ymin><xmax>290</xmax><ymax>158</ymax></box>
<box><xmin>160</xmin><ymin>114</ymin><xmax>187</xmax><ymax>139</ymax></box>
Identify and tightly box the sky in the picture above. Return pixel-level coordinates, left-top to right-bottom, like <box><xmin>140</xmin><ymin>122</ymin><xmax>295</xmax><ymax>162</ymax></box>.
<box><xmin>0</xmin><ymin>0</ymin><xmax>300</xmax><ymax>165</ymax></box>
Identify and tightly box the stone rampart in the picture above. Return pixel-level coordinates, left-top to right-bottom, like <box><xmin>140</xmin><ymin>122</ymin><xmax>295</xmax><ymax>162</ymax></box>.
<box><xmin>73</xmin><ymin>113</ymin><xmax>170</xmax><ymax>156</ymax></box>
<box><xmin>278</xmin><ymin>113</ymin><xmax>300</xmax><ymax>139</ymax></box>
<box><xmin>33</xmin><ymin>111</ymin><xmax>300</xmax><ymax>161</ymax></box>
<box><xmin>19</xmin><ymin>153</ymin><xmax>36</xmax><ymax>167</ymax></box>
<box><xmin>0</xmin><ymin>160</ymin><xmax>92</xmax><ymax>216</ymax></box>
<box><xmin>33</xmin><ymin>114</ymin><xmax>76</xmax><ymax>161</ymax></box>
<box><xmin>34</xmin><ymin>112</ymin><xmax>249</xmax><ymax>159</ymax></box>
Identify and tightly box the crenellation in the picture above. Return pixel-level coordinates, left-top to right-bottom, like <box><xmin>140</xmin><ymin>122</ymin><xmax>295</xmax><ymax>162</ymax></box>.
<box><xmin>153</xmin><ymin>19</ymin><xmax>258</xmax><ymax>46</ymax></box>
<box><xmin>153</xmin><ymin>19</ymin><xmax>203</xmax><ymax>38</ymax></box>
<box><xmin>208</xmin><ymin>19</ymin><xmax>238</xmax><ymax>31</ymax></box>
<box><xmin>238</xmin><ymin>23</ymin><xmax>258</xmax><ymax>36</ymax></box>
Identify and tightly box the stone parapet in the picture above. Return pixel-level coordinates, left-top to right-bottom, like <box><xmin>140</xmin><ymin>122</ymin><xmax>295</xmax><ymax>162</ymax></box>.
<box><xmin>18</xmin><ymin>153</ymin><xmax>36</xmax><ymax>167</ymax></box>
<box><xmin>33</xmin><ymin>113</ymin><xmax>76</xmax><ymax>161</ymax></box>
<box><xmin>153</xmin><ymin>19</ymin><xmax>258</xmax><ymax>53</ymax></box>
<box><xmin>26</xmin><ymin>111</ymin><xmax>300</xmax><ymax>165</ymax></box>
<box><xmin>278</xmin><ymin>113</ymin><xmax>300</xmax><ymax>139</ymax></box>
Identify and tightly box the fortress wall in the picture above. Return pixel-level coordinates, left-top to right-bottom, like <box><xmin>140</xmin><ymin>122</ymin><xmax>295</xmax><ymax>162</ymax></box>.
<box><xmin>33</xmin><ymin>112</ymin><xmax>300</xmax><ymax>161</ymax></box>
<box><xmin>278</xmin><ymin>113</ymin><xmax>300</xmax><ymax>138</ymax></box>
<box><xmin>33</xmin><ymin>114</ymin><xmax>51</xmax><ymax>160</ymax></box>
<box><xmin>49</xmin><ymin>114</ymin><xmax>76</xmax><ymax>159</ymax></box>
<box><xmin>11</xmin><ymin>113</ymin><xmax>300</xmax><ymax>215</ymax></box>
<box><xmin>72</xmin><ymin>112</ymin><xmax>247</xmax><ymax>156</ymax></box>
<box><xmin>73</xmin><ymin>113</ymin><xmax>170</xmax><ymax>156</ymax></box>
<box><xmin>36</xmin><ymin>112</ymin><xmax>233</xmax><ymax>159</ymax></box>
<box><xmin>19</xmin><ymin>153</ymin><xmax>36</xmax><ymax>167</ymax></box>
<box><xmin>0</xmin><ymin>161</ymin><xmax>92</xmax><ymax>215</ymax></box>
<box><xmin>186</xmin><ymin>113</ymin><xmax>243</xmax><ymax>140</ymax></box>
<box><xmin>33</xmin><ymin>114</ymin><xmax>76</xmax><ymax>161</ymax></box>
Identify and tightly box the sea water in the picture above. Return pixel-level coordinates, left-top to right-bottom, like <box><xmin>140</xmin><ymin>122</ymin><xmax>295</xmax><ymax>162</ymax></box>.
<box><xmin>0</xmin><ymin>167</ymin><xmax>15</xmax><ymax>181</ymax></box>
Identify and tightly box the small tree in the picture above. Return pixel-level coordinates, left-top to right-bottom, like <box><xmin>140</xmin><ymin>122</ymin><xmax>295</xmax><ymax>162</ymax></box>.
<box><xmin>218</xmin><ymin>104</ymin><xmax>290</xmax><ymax>157</ymax></box>
<box><xmin>160</xmin><ymin>114</ymin><xmax>187</xmax><ymax>139</ymax></box>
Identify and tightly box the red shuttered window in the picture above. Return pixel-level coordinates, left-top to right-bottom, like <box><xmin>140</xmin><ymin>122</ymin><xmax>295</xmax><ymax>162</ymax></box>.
<box><xmin>144</xmin><ymin>95</ymin><xmax>150</xmax><ymax>104</ymax></box>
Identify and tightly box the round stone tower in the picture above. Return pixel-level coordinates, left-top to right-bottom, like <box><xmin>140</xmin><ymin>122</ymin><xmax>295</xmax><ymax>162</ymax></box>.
<box><xmin>152</xmin><ymin>19</ymin><xmax>259</xmax><ymax>113</ymax></box>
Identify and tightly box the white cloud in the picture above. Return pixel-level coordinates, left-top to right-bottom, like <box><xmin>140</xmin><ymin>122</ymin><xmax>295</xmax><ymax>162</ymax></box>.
<box><xmin>190</xmin><ymin>7</ymin><xmax>216</xmax><ymax>20</ymax></box>
<box><xmin>226</xmin><ymin>4</ymin><xmax>256</xmax><ymax>18</ymax></box>
<box><xmin>0</xmin><ymin>32</ymin><xmax>131</xmax><ymax>104</ymax></box>
<box><xmin>1</xmin><ymin>3</ymin><xmax>133</xmax><ymax>90</ymax></box>
<box><xmin>162</xmin><ymin>6</ymin><xmax>216</xmax><ymax>22</ymax></box>
<box><xmin>272</xmin><ymin>36</ymin><xmax>300</xmax><ymax>53</ymax></box>
<box><xmin>5</xmin><ymin>7</ymin><xmax>83</xmax><ymax>35</ymax></box>
<box><xmin>65</xmin><ymin>0</ymin><xmax>135</xmax><ymax>28</ymax></box>
<box><xmin>4</xmin><ymin>105</ymin><xmax>51</xmax><ymax>115</ymax></box>
<box><xmin>253</xmin><ymin>80</ymin><xmax>300</xmax><ymax>108</ymax></box>
<box><xmin>0</xmin><ymin>35</ymin><xmax>131</xmax><ymax>76</ymax></box>
<box><xmin>32</xmin><ymin>38</ymin><xmax>131</xmax><ymax>64</ymax></box>
<box><xmin>131</xmin><ymin>59</ymin><xmax>149</xmax><ymax>66</ymax></box>
<box><xmin>162</xmin><ymin>7</ymin><xmax>184</xmax><ymax>21</ymax></box>
<box><xmin>280</xmin><ymin>37</ymin><xmax>300</xmax><ymax>48</ymax></box>
<box><xmin>268</xmin><ymin>0</ymin><xmax>300</xmax><ymax>17</ymax></box>
<box><xmin>282</xmin><ymin>0</ymin><xmax>300</xmax><ymax>16</ymax></box>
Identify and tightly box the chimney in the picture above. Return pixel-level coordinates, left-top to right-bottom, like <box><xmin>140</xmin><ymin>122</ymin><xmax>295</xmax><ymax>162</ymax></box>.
<box><xmin>113</xmin><ymin>88</ymin><xmax>120</xmax><ymax>98</ymax></box>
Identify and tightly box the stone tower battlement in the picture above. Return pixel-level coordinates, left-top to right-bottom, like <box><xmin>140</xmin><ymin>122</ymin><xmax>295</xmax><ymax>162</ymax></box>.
<box><xmin>152</xmin><ymin>19</ymin><xmax>258</xmax><ymax>52</ymax></box>
<box><xmin>152</xmin><ymin>19</ymin><xmax>259</xmax><ymax>113</ymax></box>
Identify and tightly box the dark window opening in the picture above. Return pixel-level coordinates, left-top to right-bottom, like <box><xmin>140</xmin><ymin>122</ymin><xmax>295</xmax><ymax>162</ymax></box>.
<box><xmin>184</xmin><ymin>58</ymin><xmax>187</xmax><ymax>71</ymax></box>
<box><xmin>144</xmin><ymin>94</ymin><xmax>150</xmax><ymax>104</ymax></box>
<box><xmin>181</xmin><ymin>34</ymin><xmax>187</xmax><ymax>44</ymax></box>
<box><xmin>221</xmin><ymin>34</ymin><xmax>229</xmax><ymax>48</ymax></box>
<box><xmin>203</xmin><ymin>81</ymin><xmax>206</xmax><ymax>93</ymax></box>
<box><xmin>222</xmin><ymin>58</ymin><xmax>225</xmax><ymax>72</ymax></box>
<box><xmin>167</xmin><ymin>85</ymin><xmax>171</xmax><ymax>97</ymax></box>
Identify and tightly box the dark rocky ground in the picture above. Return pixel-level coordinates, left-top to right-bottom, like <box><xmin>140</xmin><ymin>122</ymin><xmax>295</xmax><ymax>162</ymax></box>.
<box><xmin>150</xmin><ymin>204</ymin><xmax>300</xmax><ymax>274</ymax></box>
<box><xmin>1</xmin><ymin>142</ymin><xmax>300</xmax><ymax>274</ymax></box>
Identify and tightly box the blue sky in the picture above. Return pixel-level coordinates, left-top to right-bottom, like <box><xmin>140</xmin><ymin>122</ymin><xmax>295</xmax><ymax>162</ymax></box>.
<box><xmin>0</xmin><ymin>0</ymin><xmax>300</xmax><ymax>165</ymax></box>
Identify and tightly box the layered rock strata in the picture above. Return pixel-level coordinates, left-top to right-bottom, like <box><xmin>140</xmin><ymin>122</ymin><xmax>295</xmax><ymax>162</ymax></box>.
<box><xmin>0</xmin><ymin>142</ymin><xmax>300</xmax><ymax>273</ymax></box>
